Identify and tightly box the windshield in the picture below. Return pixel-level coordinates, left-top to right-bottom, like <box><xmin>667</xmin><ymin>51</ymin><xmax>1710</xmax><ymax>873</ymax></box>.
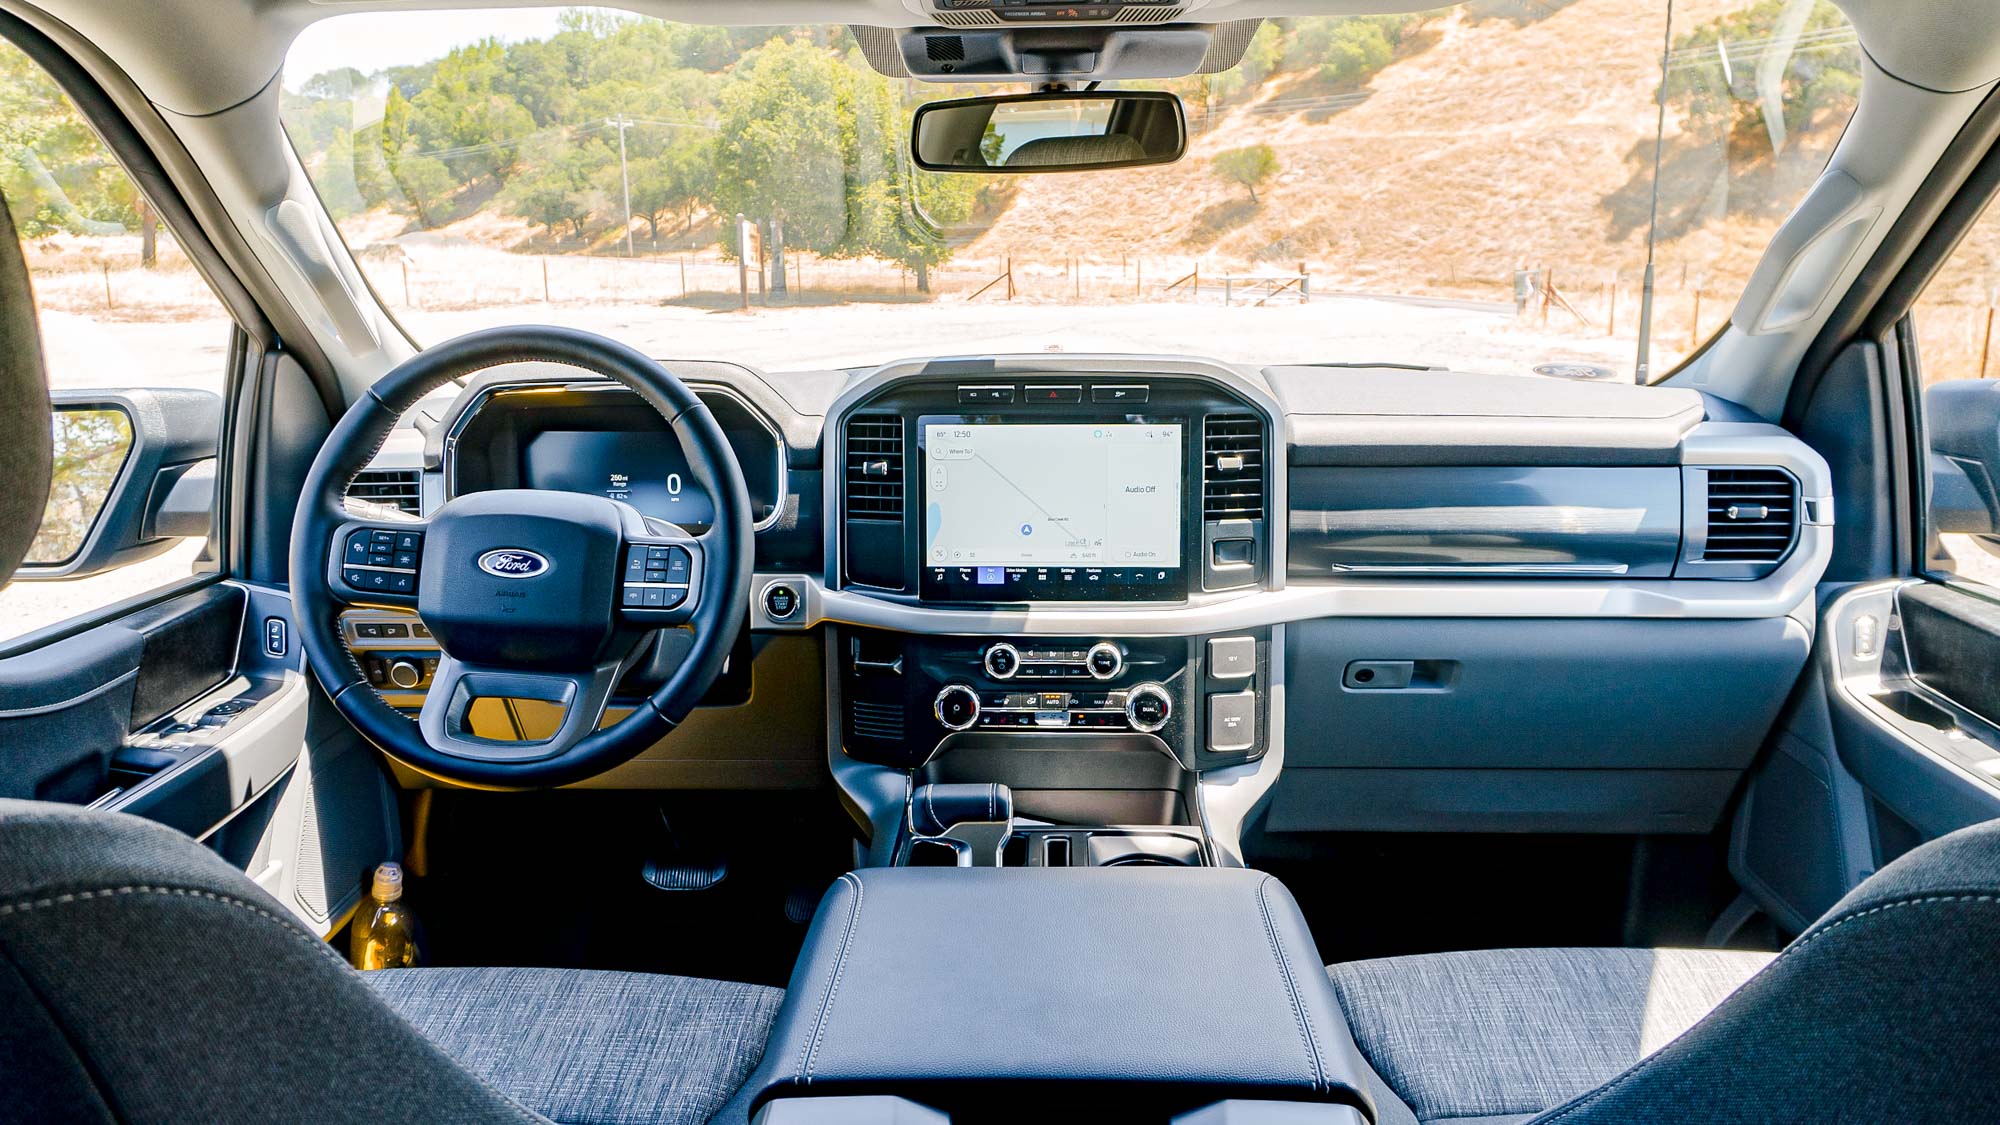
<box><xmin>280</xmin><ymin>2</ymin><xmax>1860</xmax><ymax>376</ymax></box>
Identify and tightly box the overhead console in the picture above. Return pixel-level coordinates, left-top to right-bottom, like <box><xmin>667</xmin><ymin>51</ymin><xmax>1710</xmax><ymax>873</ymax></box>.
<box><xmin>836</xmin><ymin>373</ymin><xmax>1272</xmax><ymax>604</ymax></box>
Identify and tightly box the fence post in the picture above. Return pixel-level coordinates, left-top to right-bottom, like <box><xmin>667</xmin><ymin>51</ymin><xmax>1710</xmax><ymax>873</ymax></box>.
<box><xmin>1192</xmin><ymin>265</ymin><xmax>1200</xmax><ymax>303</ymax></box>
<box><xmin>1691</xmin><ymin>285</ymin><xmax>1703</xmax><ymax>349</ymax></box>
<box><xmin>541</xmin><ymin>258</ymin><xmax>550</xmax><ymax>303</ymax></box>
<box><xmin>1299</xmin><ymin>261</ymin><xmax>1309</xmax><ymax>304</ymax></box>
<box><xmin>102</xmin><ymin>263</ymin><xmax>112</xmax><ymax>309</ymax></box>
<box><xmin>679</xmin><ymin>257</ymin><xmax>686</xmax><ymax>298</ymax></box>
<box><xmin>1976</xmin><ymin>298</ymin><xmax>1992</xmax><ymax>376</ymax></box>
<box><xmin>1135</xmin><ymin>258</ymin><xmax>1142</xmax><ymax>297</ymax></box>
<box><xmin>401</xmin><ymin>260</ymin><xmax>411</xmax><ymax>307</ymax></box>
<box><xmin>1224</xmin><ymin>278</ymin><xmax>1233</xmax><ymax>306</ymax></box>
<box><xmin>1006</xmin><ymin>257</ymin><xmax>1015</xmax><ymax>300</ymax></box>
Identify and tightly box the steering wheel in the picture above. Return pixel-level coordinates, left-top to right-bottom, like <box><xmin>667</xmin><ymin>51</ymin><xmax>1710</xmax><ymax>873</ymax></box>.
<box><xmin>290</xmin><ymin>326</ymin><xmax>752</xmax><ymax>789</ymax></box>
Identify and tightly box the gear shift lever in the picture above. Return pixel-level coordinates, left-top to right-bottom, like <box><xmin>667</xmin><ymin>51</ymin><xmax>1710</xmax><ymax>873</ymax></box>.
<box><xmin>907</xmin><ymin>782</ymin><xmax>1013</xmax><ymax>867</ymax></box>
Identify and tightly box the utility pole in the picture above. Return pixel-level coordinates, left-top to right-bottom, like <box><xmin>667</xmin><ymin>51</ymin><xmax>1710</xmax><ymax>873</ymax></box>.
<box><xmin>1635</xmin><ymin>0</ymin><xmax>1676</xmax><ymax>385</ymax></box>
<box><xmin>604</xmin><ymin>113</ymin><xmax>635</xmax><ymax>258</ymax></box>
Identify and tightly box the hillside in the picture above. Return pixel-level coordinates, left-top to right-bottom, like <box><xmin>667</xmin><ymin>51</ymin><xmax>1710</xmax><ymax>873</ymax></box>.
<box><xmin>961</xmin><ymin>0</ymin><xmax>1844</xmax><ymax>302</ymax></box>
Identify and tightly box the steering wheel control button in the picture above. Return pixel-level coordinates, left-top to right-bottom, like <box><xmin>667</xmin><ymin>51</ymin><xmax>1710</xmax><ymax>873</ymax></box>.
<box><xmin>664</xmin><ymin>547</ymin><xmax>692</xmax><ymax>581</ymax></box>
<box><xmin>935</xmin><ymin>684</ymin><xmax>981</xmax><ymax>731</ymax></box>
<box><xmin>1125</xmin><ymin>683</ymin><xmax>1172</xmax><ymax>733</ymax></box>
<box><xmin>763</xmin><ymin>583</ymin><xmax>800</xmax><ymax>619</ymax></box>
<box><xmin>1208</xmin><ymin>636</ymin><xmax>1257</xmax><ymax>680</ymax></box>
<box><xmin>1208</xmin><ymin>689</ymin><xmax>1257</xmax><ymax>753</ymax></box>
<box><xmin>1087</xmin><ymin>642</ymin><xmax>1123</xmax><ymax>680</ymax></box>
<box><xmin>984</xmin><ymin>642</ymin><xmax>1020</xmax><ymax>679</ymax></box>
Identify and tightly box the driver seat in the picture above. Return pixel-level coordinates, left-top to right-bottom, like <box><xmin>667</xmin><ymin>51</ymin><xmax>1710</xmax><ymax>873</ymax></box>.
<box><xmin>0</xmin><ymin>184</ymin><xmax>777</xmax><ymax>1125</ymax></box>
<box><xmin>0</xmin><ymin>798</ymin><xmax>782</xmax><ymax>1125</ymax></box>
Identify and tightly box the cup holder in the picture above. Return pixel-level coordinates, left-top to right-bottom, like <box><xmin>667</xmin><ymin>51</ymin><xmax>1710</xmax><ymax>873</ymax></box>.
<box><xmin>904</xmin><ymin>837</ymin><xmax>968</xmax><ymax>867</ymax></box>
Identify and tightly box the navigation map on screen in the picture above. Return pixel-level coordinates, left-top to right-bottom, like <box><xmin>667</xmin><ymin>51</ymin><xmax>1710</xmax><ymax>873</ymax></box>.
<box><xmin>923</xmin><ymin>422</ymin><xmax>1182</xmax><ymax>570</ymax></box>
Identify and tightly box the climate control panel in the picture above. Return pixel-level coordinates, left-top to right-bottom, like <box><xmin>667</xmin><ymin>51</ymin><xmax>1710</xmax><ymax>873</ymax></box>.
<box><xmin>932</xmin><ymin>682</ymin><xmax>1171</xmax><ymax>733</ymax></box>
<box><xmin>837</xmin><ymin>628</ymin><xmax>1267</xmax><ymax>771</ymax></box>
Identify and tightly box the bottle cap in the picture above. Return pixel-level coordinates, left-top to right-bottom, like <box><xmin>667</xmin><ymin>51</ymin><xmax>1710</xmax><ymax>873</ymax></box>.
<box><xmin>371</xmin><ymin>861</ymin><xmax>404</xmax><ymax>903</ymax></box>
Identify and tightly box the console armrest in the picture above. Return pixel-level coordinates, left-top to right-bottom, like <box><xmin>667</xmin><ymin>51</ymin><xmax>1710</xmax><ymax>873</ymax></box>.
<box><xmin>738</xmin><ymin>868</ymin><xmax>1375</xmax><ymax>1122</ymax></box>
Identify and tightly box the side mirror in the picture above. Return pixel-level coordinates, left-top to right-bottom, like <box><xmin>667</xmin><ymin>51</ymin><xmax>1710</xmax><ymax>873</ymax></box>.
<box><xmin>14</xmin><ymin>388</ymin><xmax>221</xmax><ymax>580</ymax></box>
<box><xmin>911</xmin><ymin>91</ymin><xmax>1186</xmax><ymax>174</ymax></box>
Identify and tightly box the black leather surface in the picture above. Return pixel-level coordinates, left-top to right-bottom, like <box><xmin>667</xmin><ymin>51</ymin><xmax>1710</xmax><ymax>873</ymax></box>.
<box><xmin>0</xmin><ymin>184</ymin><xmax>53</xmax><ymax>579</ymax></box>
<box><xmin>908</xmin><ymin>782</ymin><xmax>1011</xmax><ymax>835</ymax></box>
<box><xmin>738</xmin><ymin>867</ymin><xmax>1374</xmax><ymax>1122</ymax></box>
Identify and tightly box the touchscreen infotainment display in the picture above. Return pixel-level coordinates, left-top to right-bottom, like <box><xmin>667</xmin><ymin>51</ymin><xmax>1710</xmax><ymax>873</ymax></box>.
<box><xmin>921</xmin><ymin>421</ymin><xmax>1185</xmax><ymax>601</ymax></box>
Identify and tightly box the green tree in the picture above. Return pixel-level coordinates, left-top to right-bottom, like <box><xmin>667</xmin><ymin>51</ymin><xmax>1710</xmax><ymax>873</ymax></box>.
<box><xmin>503</xmin><ymin>136</ymin><xmax>602</xmax><ymax>243</ymax></box>
<box><xmin>1212</xmin><ymin>144</ymin><xmax>1279</xmax><ymax>203</ymax></box>
<box><xmin>711</xmin><ymin>37</ymin><xmax>852</xmax><ymax>291</ymax></box>
<box><xmin>840</xmin><ymin>74</ymin><xmax>977</xmax><ymax>292</ymax></box>
<box><xmin>619</xmin><ymin>132</ymin><xmax>714</xmax><ymax>240</ymax></box>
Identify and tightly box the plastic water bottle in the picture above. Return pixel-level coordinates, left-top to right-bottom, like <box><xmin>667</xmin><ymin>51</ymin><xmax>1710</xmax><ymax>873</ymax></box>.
<box><xmin>350</xmin><ymin>861</ymin><xmax>423</xmax><ymax>970</ymax></box>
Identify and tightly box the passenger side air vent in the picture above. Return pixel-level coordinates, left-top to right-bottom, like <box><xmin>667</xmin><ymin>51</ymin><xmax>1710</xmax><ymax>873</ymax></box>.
<box><xmin>1702</xmin><ymin>469</ymin><xmax>1798</xmax><ymax>563</ymax></box>
<box><xmin>1203</xmin><ymin>415</ymin><xmax>1265</xmax><ymax>521</ymax></box>
<box><xmin>345</xmin><ymin>468</ymin><xmax>422</xmax><ymax>516</ymax></box>
<box><xmin>846</xmin><ymin>415</ymin><xmax>904</xmax><ymax>522</ymax></box>
<box><xmin>924</xmin><ymin>35</ymin><xmax>965</xmax><ymax>62</ymax></box>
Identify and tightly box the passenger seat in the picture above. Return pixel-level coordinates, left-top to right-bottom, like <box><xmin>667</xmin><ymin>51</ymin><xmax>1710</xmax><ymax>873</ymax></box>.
<box><xmin>1324</xmin><ymin>819</ymin><xmax>2000</xmax><ymax>1123</ymax></box>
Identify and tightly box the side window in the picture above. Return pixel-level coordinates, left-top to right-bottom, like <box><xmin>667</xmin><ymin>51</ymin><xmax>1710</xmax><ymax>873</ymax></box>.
<box><xmin>0</xmin><ymin>39</ymin><xmax>233</xmax><ymax>646</ymax></box>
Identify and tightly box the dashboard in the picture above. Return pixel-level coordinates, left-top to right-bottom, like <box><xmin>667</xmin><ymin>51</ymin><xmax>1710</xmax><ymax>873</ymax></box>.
<box><xmin>346</xmin><ymin>353</ymin><xmax>1835</xmax><ymax>854</ymax></box>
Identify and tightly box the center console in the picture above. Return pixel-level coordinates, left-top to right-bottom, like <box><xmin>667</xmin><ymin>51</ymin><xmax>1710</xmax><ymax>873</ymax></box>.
<box><xmin>739</xmin><ymin>866</ymin><xmax>1372</xmax><ymax>1124</ymax></box>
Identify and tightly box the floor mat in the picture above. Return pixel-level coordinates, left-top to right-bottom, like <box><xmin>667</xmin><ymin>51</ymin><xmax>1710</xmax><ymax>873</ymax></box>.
<box><xmin>391</xmin><ymin>789</ymin><xmax>852</xmax><ymax>987</ymax></box>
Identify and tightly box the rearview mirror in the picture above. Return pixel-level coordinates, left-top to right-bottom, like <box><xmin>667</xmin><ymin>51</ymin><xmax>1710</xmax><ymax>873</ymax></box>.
<box><xmin>911</xmin><ymin>91</ymin><xmax>1186</xmax><ymax>174</ymax></box>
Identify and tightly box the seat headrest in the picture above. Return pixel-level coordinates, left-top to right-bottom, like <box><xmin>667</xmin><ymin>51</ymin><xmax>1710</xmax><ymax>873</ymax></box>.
<box><xmin>0</xmin><ymin>186</ymin><xmax>54</xmax><ymax>580</ymax></box>
<box><xmin>1004</xmin><ymin>133</ymin><xmax>1146</xmax><ymax>168</ymax></box>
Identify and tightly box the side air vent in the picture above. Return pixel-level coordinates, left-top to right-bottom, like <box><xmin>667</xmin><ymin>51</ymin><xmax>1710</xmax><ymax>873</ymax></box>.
<box><xmin>1702</xmin><ymin>468</ymin><xmax>1799</xmax><ymax>564</ymax></box>
<box><xmin>346</xmin><ymin>468</ymin><xmax>422</xmax><ymax>516</ymax></box>
<box><xmin>1203</xmin><ymin>414</ymin><xmax>1266</xmax><ymax>521</ymax></box>
<box><xmin>925</xmin><ymin>35</ymin><xmax>966</xmax><ymax>62</ymax></box>
<box><xmin>845</xmin><ymin>415</ymin><xmax>904</xmax><ymax>522</ymax></box>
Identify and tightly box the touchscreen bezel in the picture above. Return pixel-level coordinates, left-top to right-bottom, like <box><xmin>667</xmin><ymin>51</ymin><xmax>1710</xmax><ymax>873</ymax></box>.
<box><xmin>916</xmin><ymin>413</ymin><xmax>1193</xmax><ymax>603</ymax></box>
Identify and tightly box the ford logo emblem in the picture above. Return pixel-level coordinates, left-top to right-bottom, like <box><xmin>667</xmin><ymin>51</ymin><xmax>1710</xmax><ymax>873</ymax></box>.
<box><xmin>476</xmin><ymin>549</ymin><xmax>550</xmax><ymax>579</ymax></box>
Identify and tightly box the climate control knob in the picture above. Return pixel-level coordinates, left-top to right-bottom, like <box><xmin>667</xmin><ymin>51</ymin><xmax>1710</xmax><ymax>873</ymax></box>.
<box><xmin>934</xmin><ymin>684</ymin><xmax>981</xmax><ymax>731</ymax></box>
<box><xmin>1124</xmin><ymin>682</ymin><xmax>1172</xmax><ymax>733</ymax></box>
<box><xmin>983</xmin><ymin>643</ymin><xmax>1021</xmax><ymax>680</ymax></box>
<box><xmin>1087</xmin><ymin>642</ymin><xmax>1123</xmax><ymax>680</ymax></box>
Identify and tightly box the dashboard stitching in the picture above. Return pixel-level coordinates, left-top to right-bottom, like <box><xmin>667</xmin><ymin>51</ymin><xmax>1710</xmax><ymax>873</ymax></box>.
<box><xmin>1257</xmin><ymin>875</ymin><xmax>1326</xmax><ymax>1093</ymax></box>
<box><xmin>800</xmin><ymin>871</ymin><xmax>865</xmax><ymax>1085</ymax></box>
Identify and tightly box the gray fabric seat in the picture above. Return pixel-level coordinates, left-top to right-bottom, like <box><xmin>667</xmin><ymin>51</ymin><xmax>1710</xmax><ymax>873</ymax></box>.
<box><xmin>366</xmin><ymin>966</ymin><xmax>782</xmax><ymax>1125</ymax></box>
<box><xmin>1329</xmin><ymin>947</ymin><xmax>1772</xmax><ymax>1125</ymax></box>
<box><xmin>1326</xmin><ymin>817</ymin><xmax>2000</xmax><ymax>1124</ymax></box>
<box><xmin>0</xmin><ymin>799</ymin><xmax>780</xmax><ymax>1124</ymax></box>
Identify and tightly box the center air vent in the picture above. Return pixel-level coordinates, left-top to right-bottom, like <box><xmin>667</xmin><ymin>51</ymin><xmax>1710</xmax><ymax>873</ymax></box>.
<box><xmin>346</xmin><ymin>468</ymin><xmax>422</xmax><ymax>516</ymax></box>
<box><xmin>1203</xmin><ymin>414</ymin><xmax>1265</xmax><ymax>521</ymax></box>
<box><xmin>845</xmin><ymin>416</ymin><xmax>904</xmax><ymax>522</ymax></box>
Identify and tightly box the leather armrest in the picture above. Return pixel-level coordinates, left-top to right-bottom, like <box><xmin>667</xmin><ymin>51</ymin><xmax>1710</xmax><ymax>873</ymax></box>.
<box><xmin>740</xmin><ymin>867</ymin><xmax>1375</xmax><ymax>1122</ymax></box>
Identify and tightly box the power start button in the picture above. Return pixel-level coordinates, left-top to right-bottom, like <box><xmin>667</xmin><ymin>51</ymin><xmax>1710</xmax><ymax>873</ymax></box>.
<box><xmin>763</xmin><ymin>583</ymin><xmax>801</xmax><ymax>620</ymax></box>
